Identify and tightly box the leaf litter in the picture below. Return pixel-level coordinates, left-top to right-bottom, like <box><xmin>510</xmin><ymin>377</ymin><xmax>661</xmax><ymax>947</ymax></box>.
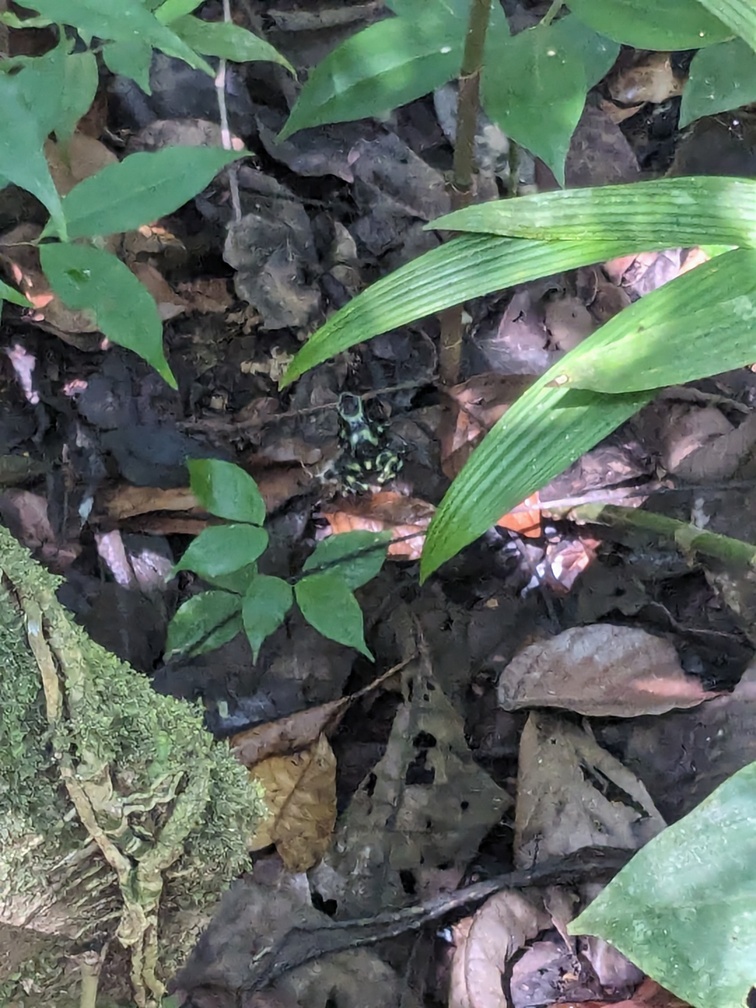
<box><xmin>3</xmin><ymin>5</ymin><xmax>756</xmax><ymax>1007</ymax></box>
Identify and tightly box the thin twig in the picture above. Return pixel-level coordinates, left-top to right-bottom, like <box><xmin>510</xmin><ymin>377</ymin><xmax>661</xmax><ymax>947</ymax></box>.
<box><xmin>216</xmin><ymin>0</ymin><xmax>242</xmax><ymax>223</ymax></box>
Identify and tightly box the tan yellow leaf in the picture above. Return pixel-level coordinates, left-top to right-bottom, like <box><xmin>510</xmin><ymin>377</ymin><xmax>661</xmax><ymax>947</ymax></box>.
<box><xmin>249</xmin><ymin>734</ymin><xmax>336</xmax><ymax>872</ymax></box>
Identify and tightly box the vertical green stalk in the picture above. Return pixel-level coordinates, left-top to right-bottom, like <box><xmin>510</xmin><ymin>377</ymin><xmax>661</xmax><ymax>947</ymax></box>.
<box><xmin>439</xmin><ymin>0</ymin><xmax>493</xmax><ymax>386</ymax></box>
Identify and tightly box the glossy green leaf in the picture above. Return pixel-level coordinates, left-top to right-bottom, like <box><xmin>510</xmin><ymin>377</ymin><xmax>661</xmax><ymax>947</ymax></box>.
<box><xmin>0</xmin><ymin>279</ymin><xmax>31</xmax><ymax>308</ymax></box>
<box><xmin>681</xmin><ymin>38</ymin><xmax>756</xmax><ymax>126</ymax></box>
<box><xmin>695</xmin><ymin>0</ymin><xmax>756</xmax><ymax>53</ymax></box>
<box><xmin>204</xmin><ymin>564</ymin><xmax>258</xmax><ymax>594</ymax></box>
<box><xmin>171</xmin><ymin>16</ymin><xmax>294</xmax><ymax>72</ymax></box>
<box><xmin>40</xmin><ymin>242</ymin><xmax>175</xmax><ymax>386</ymax></box>
<box><xmin>174</xmin><ymin>524</ymin><xmax>268</xmax><ymax>578</ymax></box>
<box><xmin>569</xmin><ymin>760</ymin><xmax>756</xmax><ymax>1008</ymax></box>
<box><xmin>432</xmin><ymin>176</ymin><xmax>756</xmax><ymax>244</ymax></box>
<box><xmin>26</xmin><ymin>0</ymin><xmax>213</xmax><ymax>74</ymax></box>
<box><xmin>0</xmin><ymin>72</ymin><xmax>65</xmax><ymax>237</ymax></box>
<box><xmin>61</xmin><ymin>146</ymin><xmax>245</xmax><ymax>239</ymax></box>
<box><xmin>422</xmin><ymin>376</ymin><xmax>649</xmax><ymax>578</ymax></box>
<box><xmin>57</xmin><ymin>50</ymin><xmax>98</xmax><ymax>139</ymax></box>
<box><xmin>242</xmin><ymin>575</ymin><xmax>294</xmax><ymax>661</ymax></box>
<box><xmin>279</xmin><ymin>15</ymin><xmax>464</xmax><ymax>140</ymax></box>
<box><xmin>560</xmin><ymin>248</ymin><xmax>756</xmax><ymax>392</ymax></box>
<box><xmin>482</xmin><ymin>16</ymin><xmax>618</xmax><ymax>185</ymax></box>
<box><xmin>295</xmin><ymin>573</ymin><xmax>372</xmax><ymax>659</ymax></box>
<box><xmin>103</xmin><ymin>38</ymin><xmax>154</xmax><ymax>93</ymax></box>
<box><xmin>188</xmin><ymin>459</ymin><xmax>266</xmax><ymax>525</ymax></box>
<box><xmin>154</xmin><ymin>0</ymin><xmax>202</xmax><ymax>22</ymax></box>
<box><xmin>165</xmin><ymin>590</ymin><xmax>242</xmax><ymax>656</ymax></box>
<box><xmin>565</xmin><ymin>0</ymin><xmax>731</xmax><ymax>49</ymax></box>
<box><xmin>303</xmin><ymin>531</ymin><xmax>391</xmax><ymax>589</ymax></box>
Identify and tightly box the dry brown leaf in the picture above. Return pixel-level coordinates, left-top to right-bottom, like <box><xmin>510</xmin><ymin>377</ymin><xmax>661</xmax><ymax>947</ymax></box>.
<box><xmin>231</xmin><ymin>664</ymin><xmax>404</xmax><ymax>766</ymax></box>
<box><xmin>562</xmin><ymin>977</ymin><xmax>693</xmax><ymax>1008</ymax></box>
<box><xmin>448</xmin><ymin>891</ymin><xmax>551</xmax><ymax>1008</ymax></box>
<box><xmin>497</xmin><ymin>624</ymin><xmax>716</xmax><ymax>717</ymax></box>
<box><xmin>249</xmin><ymin>733</ymin><xmax>337</xmax><ymax>872</ymax></box>
<box><xmin>608</xmin><ymin>53</ymin><xmax>684</xmax><ymax>106</ymax></box>
<box><xmin>100</xmin><ymin>484</ymin><xmax>200</xmax><ymax>521</ymax></box>
<box><xmin>175</xmin><ymin>277</ymin><xmax>234</xmax><ymax>314</ymax></box>
<box><xmin>495</xmin><ymin>492</ymin><xmax>542</xmax><ymax>539</ymax></box>
<box><xmin>323</xmin><ymin>489</ymin><xmax>434</xmax><ymax>559</ymax></box>
<box><xmin>45</xmin><ymin>133</ymin><xmax>118</xmax><ymax>195</ymax></box>
<box><xmin>439</xmin><ymin>373</ymin><xmax>534</xmax><ymax>480</ymax></box>
<box><xmin>515</xmin><ymin>712</ymin><xmax>665</xmax><ymax>865</ymax></box>
<box><xmin>129</xmin><ymin>261</ymin><xmax>187</xmax><ymax>320</ymax></box>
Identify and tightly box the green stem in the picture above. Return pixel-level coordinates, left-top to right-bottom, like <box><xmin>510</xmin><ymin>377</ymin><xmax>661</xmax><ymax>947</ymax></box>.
<box><xmin>440</xmin><ymin>0</ymin><xmax>493</xmax><ymax>386</ymax></box>
<box><xmin>540</xmin><ymin>0</ymin><xmax>564</xmax><ymax>27</ymax></box>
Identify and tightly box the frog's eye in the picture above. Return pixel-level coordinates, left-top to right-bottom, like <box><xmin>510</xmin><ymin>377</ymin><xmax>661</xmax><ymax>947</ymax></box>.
<box><xmin>337</xmin><ymin>392</ymin><xmax>364</xmax><ymax>423</ymax></box>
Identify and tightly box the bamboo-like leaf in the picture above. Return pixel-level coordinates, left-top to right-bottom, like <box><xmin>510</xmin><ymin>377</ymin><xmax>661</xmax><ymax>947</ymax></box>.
<box><xmin>420</xmin><ymin>374</ymin><xmax>650</xmax><ymax>579</ymax></box>
<box><xmin>558</xmin><ymin>248</ymin><xmax>756</xmax><ymax>392</ymax></box>
<box><xmin>432</xmin><ymin>176</ymin><xmax>756</xmax><ymax>245</ymax></box>
<box><xmin>281</xmin><ymin>236</ymin><xmax>668</xmax><ymax>386</ymax></box>
<box><xmin>694</xmin><ymin>0</ymin><xmax>756</xmax><ymax>54</ymax></box>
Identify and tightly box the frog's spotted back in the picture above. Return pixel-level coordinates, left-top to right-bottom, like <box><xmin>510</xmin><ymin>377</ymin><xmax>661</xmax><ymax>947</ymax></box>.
<box><xmin>334</xmin><ymin>392</ymin><xmax>404</xmax><ymax>493</ymax></box>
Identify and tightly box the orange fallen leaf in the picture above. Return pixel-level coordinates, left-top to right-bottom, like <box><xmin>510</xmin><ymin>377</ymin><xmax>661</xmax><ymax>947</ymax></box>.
<box><xmin>323</xmin><ymin>489</ymin><xmax>434</xmax><ymax>559</ymax></box>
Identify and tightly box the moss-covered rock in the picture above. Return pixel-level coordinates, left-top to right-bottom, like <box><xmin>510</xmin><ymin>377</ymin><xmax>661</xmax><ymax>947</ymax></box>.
<box><xmin>0</xmin><ymin>526</ymin><xmax>265</xmax><ymax>1006</ymax></box>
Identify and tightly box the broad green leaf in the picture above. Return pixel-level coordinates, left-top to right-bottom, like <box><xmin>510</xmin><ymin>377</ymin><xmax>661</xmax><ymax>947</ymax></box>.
<box><xmin>482</xmin><ymin>16</ymin><xmax>618</xmax><ymax>185</ymax></box>
<box><xmin>421</xmin><ymin>377</ymin><xmax>650</xmax><ymax>578</ymax></box>
<box><xmin>695</xmin><ymin>0</ymin><xmax>756</xmax><ymax>54</ymax></box>
<box><xmin>171</xmin><ymin>16</ymin><xmax>294</xmax><ymax>72</ymax></box>
<box><xmin>26</xmin><ymin>0</ymin><xmax>213</xmax><ymax>75</ymax></box>
<box><xmin>173</xmin><ymin>524</ymin><xmax>268</xmax><ymax>578</ymax></box>
<box><xmin>242</xmin><ymin>575</ymin><xmax>294</xmax><ymax>660</ymax></box>
<box><xmin>566</xmin><ymin>0</ymin><xmax>731</xmax><ymax>49</ymax></box>
<box><xmin>303</xmin><ymin>531</ymin><xmax>391</xmax><ymax>589</ymax></box>
<box><xmin>681</xmin><ymin>38</ymin><xmax>756</xmax><ymax>126</ymax></box>
<box><xmin>57</xmin><ymin>50</ymin><xmax>98</xmax><ymax>139</ymax></box>
<box><xmin>204</xmin><ymin>563</ymin><xmax>258</xmax><ymax>594</ymax></box>
<box><xmin>154</xmin><ymin>0</ymin><xmax>203</xmax><ymax>22</ymax></box>
<box><xmin>0</xmin><ymin>73</ymin><xmax>65</xmax><ymax>236</ymax></box>
<box><xmin>568</xmin><ymin>760</ymin><xmax>756</xmax><ymax>1008</ymax></box>
<box><xmin>40</xmin><ymin>242</ymin><xmax>175</xmax><ymax>386</ymax></box>
<box><xmin>295</xmin><ymin>573</ymin><xmax>372</xmax><ymax>659</ymax></box>
<box><xmin>279</xmin><ymin>15</ymin><xmax>464</xmax><ymax>140</ymax></box>
<box><xmin>559</xmin><ymin>248</ymin><xmax>756</xmax><ymax>392</ymax></box>
<box><xmin>0</xmin><ymin>279</ymin><xmax>31</xmax><ymax>308</ymax></box>
<box><xmin>188</xmin><ymin>458</ymin><xmax>266</xmax><ymax>525</ymax></box>
<box><xmin>432</xmin><ymin>176</ymin><xmax>756</xmax><ymax>245</ymax></box>
<box><xmin>61</xmin><ymin>146</ymin><xmax>245</xmax><ymax>239</ymax></box>
<box><xmin>14</xmin><ymin>41</ymin><xmax>67</xmax><ymax>137</ymax></box>
<box><xmin>165</xmin><ymin>590</ymin><xmax>242</xmax><ymax>656</ymax></box>
<box><xmin>0</xmin><ymin>12</ymin><xmax>52</xmax><ymax>26</ymax></box>
<box><xmin>103</xmin><ymin>38</ymin><xmax>154</xmax><ymax>93</ymax></box>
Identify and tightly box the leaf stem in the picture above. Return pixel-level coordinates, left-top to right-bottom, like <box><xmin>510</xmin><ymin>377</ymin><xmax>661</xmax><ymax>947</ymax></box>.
<box><xmin>439</xmin><ymin>0</ymin><xmax>493</xmax><ymax>387</ymax></box>
<box><xmin>540</xmin><ymin>0</ymin><xmax>564</xmax><ymax>27</ymax></box>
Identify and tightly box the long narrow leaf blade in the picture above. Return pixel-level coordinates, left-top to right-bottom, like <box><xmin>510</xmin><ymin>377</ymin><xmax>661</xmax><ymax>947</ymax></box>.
<box><xmin>281</xmin><ymin>236</ymin><xmax>672</xmax><ymax>386</ymax></box>
<box><xmin>420</xmin><ymin>375</ymin><xmax>650</xmax><ymax>579</ymax></box>
<box><xmin>559</xmin><ymin>248</ymin><xmax>756</xmax><ymax>392</ymax></box>
<box><xmin>432</xmin><ymin>176</ymin><xmax>756</xmax><ymax>245</ymax></box>
<box><xmin>695</xmin><ymin>0</ymin><xmax>756</xmax><ymax>53</ymax></box>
